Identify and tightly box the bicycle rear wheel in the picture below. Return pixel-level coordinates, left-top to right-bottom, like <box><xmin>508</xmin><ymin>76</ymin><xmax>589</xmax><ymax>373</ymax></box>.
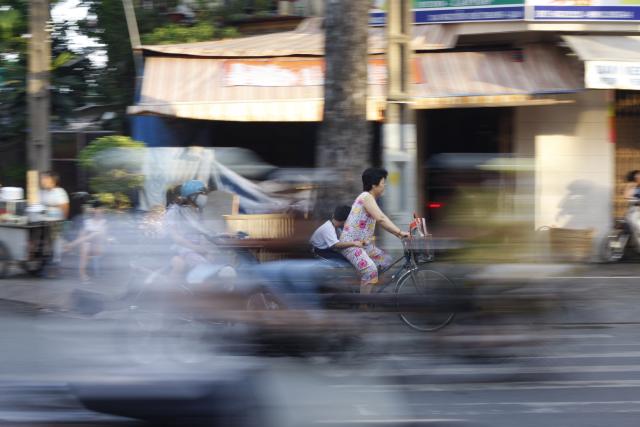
<box><xmin>395</xmin><ymin>267</ymin><xmax>456</xmax><ymax>332</ymax></box>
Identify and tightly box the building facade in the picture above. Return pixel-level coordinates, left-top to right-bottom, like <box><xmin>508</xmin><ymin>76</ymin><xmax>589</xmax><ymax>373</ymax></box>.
<box><xmin>129</xmin><ymin>3</ymin><xmax>640</xmax><ymax>255</ymax></box>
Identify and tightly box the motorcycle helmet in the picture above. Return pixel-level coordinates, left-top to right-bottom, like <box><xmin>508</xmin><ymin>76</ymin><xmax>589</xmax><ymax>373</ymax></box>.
<box><xmin>180</xmin><ymin>180</ymin><xmax>207</xmax><ymax>199</ymax></box>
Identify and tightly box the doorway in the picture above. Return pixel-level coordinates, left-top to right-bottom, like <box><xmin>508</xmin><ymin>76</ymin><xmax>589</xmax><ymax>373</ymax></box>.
<box><xmin>418</xmin><ymin>107</ymin><xmax>514</xmax><ymax>225</ymax></box>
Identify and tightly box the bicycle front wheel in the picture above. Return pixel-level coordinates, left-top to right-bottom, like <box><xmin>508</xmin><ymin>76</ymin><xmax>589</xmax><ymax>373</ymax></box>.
<box><xmin>395</xmin><ymin>267</ymin><xmax>456</xmax><ymax>332</ymax></box>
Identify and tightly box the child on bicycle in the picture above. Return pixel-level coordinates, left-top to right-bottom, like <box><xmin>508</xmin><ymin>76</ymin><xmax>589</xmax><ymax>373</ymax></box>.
<box><xmin>310</xmin><ymin>205</ymin><xmax>363</xmax><ymax>263</ymax></box>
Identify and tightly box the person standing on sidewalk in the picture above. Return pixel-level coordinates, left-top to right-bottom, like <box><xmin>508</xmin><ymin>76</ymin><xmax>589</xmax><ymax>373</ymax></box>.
<box><xmin>40</xmin><ymin>171</ymin><xmax>69</xmax><ymax>277</ymax></box>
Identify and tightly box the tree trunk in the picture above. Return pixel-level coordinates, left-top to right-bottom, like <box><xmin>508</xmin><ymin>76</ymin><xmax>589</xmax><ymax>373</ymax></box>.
<box><xmin>315</xmin><ymin>0</ymin><xmax>370</xmax><ymax>217</ymax></box>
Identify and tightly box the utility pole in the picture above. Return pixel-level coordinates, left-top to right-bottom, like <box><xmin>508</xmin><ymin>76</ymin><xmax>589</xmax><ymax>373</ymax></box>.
<box><xmin>383</xmin><ymin>0</ymin><xmax>416</xmax><ymax>246</ymax></box>
<box><xmin>27</xmin><ymin>0</ymin><xmax>51</xmax><ymax>172</ymax></box>
<box><xmin>122</xmin><ymin>0</ymin><xmax>144</xmax><ymax>96</ymax></box>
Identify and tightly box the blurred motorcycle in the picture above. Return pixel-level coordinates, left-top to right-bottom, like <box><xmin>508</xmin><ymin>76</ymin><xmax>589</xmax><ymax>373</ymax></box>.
<box><xmin>601</xmin><ymin>200</ymin><xmax>640</xmax><ymax>262</ymax></box>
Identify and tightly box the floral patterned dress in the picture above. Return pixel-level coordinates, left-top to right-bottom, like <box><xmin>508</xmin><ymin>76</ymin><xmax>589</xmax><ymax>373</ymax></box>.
<box><xmin>340</xmin><ymin>192</ymin><xmax>392</xmax><ymax>285</ymax></box>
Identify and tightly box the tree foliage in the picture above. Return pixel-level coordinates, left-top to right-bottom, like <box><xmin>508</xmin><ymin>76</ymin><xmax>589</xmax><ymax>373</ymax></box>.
<box><xmin>141</xmin><ymin>21</ymin><xmax>237</xmax><ymax>45</ymax></box>
<box><xmin>79</xmin><ymin>135</ymin><xmax>145</xmax><ymax>209</ymax></box>
<box><xmin>76</xmin><ymin>0</ymin><xmax>240</xmax><ymax>133</ymax></box>
<box><xmin>0</xmin><ymin>1</ymin><xmax>96</xmax><ymax>158</ymax></box>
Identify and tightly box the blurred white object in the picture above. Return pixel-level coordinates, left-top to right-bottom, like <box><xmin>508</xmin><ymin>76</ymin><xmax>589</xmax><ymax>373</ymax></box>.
<box><xmin>213</xmin><ymin>147</ymin><xmax>276</xmax><ymax>180</ymax></box>
<box><xmin>139</xmin><ymin>147</ymin><xmax>287</xmax><ymax>213</ymax></box>
<box><xmin>1</xmin><ymin>187</ymin><xmax>24</xmax><ymax>201</ymax></box>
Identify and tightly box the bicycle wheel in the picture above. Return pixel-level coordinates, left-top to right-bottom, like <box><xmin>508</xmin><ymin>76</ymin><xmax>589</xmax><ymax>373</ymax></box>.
<box><xmin>395</xmin><ymin>267</ymin><xmax>456</xmax><ymax>332</ymax></box>
<box><xmin>0</xmin><ymin>241</ymin><xmax>10</xmax><ymax>278</ymax></box>
<box><xmin>246</xmin><ymin>291</ymin><xmax>284</xmax><ymax>311</ymax></box>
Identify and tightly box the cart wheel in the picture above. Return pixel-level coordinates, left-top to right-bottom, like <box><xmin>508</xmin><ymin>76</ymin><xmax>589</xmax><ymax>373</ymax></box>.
<box><xmin>0</xmin><ymin>242</ymin><xmax>10</xmax><ymax>279</ymax></box>
<box><xmin>23</xmin><ymin>259</ymin><xmax>45</xmax><ymax>277</ymax></box>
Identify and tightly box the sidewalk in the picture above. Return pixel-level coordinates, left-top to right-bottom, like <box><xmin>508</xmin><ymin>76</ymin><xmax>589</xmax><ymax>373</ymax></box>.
<box><xmin>0</xmin><ymin>260</ymin><xmax>129</xmax><ymax>311</ymax></box>
<box><xmin>0</xmin><ymin>270</ymin><xmax>79</xmax><ymax>309</ymax></box>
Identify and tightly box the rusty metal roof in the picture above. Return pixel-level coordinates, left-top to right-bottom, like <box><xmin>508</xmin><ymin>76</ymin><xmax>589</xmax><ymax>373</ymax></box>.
<box><xmin>128</xmin><ymin>44</ymin><xmax>582</xmax><ymax>122</ymax></box>
<box><xmin>412</xmin><ymin>44</ymin><xmax>583</xmax><ymax>103</ymax></box>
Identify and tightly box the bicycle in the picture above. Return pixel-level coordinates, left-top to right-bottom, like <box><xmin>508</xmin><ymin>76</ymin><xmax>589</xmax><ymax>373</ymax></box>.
<box><xmin>368</xmin><ymin>232</ymin><xmax>457</xmax><ymax>332</ymax></box>
<box><xmin>247</xmin><ymin>219</ymin><xmax>459</xmax><ymax>333</ymax></box>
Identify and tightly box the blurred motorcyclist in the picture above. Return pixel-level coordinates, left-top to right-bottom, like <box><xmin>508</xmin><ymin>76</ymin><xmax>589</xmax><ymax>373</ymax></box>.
<box><xmin>165</xmin><ymin>180</ymin><xmax>234</xmax><ymax>284</ymax></box>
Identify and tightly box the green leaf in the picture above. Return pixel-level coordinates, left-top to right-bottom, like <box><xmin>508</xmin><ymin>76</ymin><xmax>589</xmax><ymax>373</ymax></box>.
<box><xmin>51</xmin><ymin>51</ymin><xmax>76</xmax><ymax>70</ymax></box>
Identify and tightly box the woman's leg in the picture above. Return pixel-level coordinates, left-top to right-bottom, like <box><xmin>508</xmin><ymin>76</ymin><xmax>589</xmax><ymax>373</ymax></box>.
<box><xmin>342</xmin><ymin>247</ymin><xmax>378</xmax><ymax>294</ymax></box>
<box><xmin>79</xmin><ymin>242</ymin><xmax>91</xmax><ymax>282</ymax></box>
<box><xmin>366</xmin><ymin>245</ymin><xmax>393</xmax><ymax>271</ymax></box>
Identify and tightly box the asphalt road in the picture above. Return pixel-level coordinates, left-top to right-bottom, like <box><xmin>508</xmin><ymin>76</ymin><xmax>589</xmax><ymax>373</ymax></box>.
<box><xmin>2</xmin><ymin>269</ymin><xmax>640</xmax><ymax>426</ymax></box>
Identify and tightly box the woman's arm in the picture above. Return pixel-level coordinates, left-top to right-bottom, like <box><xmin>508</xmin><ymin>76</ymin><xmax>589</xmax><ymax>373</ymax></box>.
<box><xmin>362</xmin><ymin>194</ymin><xmax>409</xmax><ymax>238</ymax></box>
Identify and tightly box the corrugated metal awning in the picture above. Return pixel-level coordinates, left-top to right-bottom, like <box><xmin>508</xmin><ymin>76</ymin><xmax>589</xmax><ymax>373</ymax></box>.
<box><xmin>128</xmin><ymin>44</ymin><xmax>582</xmax><ymax>122</ymax></box>
<box><xmin>128</xmin><ymin>56</ymin><xmax>386</xmax><ymax>121</ymax></box>
<box><xmin>412</xmin><ymin>44</ymin><xmax>583</xmax><ymax>108</ymax></box>
<box><xmin>140</xmin><ymin>18</ymin><xmax>457</xmax><ymax>57</ymax></box>
<box><xmin>563</xmin><ymin>35</ymin><xmax>640</xmax><ymax>62</ymax></box>
<box><xmin>563</xmin><ymin>35</ymin><xmax>640</xmax><ymax>90</ymax></box>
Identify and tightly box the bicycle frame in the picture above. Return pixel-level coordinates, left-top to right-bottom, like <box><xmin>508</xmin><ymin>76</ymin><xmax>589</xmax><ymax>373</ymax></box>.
<box><xmin>375</xmin><ymin>246</ymin><xmax>421</xmax><ymax>293</ymax></box>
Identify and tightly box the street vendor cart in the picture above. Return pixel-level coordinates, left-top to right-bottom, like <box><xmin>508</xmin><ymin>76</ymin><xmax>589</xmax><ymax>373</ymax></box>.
<box><xmin>0</xmin><ymin>221</ymin><xmax>59</xmax><ymax>278</ymax></box>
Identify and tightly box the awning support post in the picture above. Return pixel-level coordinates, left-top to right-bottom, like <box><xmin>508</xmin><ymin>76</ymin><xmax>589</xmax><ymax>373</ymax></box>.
<box><xmin>382</xmin><ymin>0</ymin><xmax>417</xmax><ymax>247</ymax></box>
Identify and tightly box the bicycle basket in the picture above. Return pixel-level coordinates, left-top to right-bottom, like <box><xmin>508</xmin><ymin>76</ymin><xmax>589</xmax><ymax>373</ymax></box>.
<box><xmin>403</xmin><ymin>235</ymin><xmax>434</xmax><ymax>264</ymax></box>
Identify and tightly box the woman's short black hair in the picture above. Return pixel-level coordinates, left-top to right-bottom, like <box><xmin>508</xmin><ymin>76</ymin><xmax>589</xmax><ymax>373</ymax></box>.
<box><xmin>333</xmin><ymin>205</ymin><xmax>351</xmax><ymax>222</ymax></box>
<box><xmin>362</xmin><ymin>167</ymin><xmax>388</xmax><ymax>191</ymax></box>
<box><xmin>627</xmin><ymin>170</ymin><xmax>640</xmax><ymax>183</ymax></box>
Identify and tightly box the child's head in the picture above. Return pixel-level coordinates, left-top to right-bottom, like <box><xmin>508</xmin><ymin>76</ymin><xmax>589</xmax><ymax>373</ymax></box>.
<box><xmin>86</xmin><ymin>199</ymin><xmax>104</xmax><ymax>217</ymax></box>
<box><xmin>332</xmin><ymin>205</ymin><xmax>351</xmax><ymax>227</ymax></box>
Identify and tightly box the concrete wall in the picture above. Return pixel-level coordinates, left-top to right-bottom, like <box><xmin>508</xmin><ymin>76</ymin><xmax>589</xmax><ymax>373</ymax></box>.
<box><xmin>514</xmin><ymin>90</ymin><xmax>614</xmax><ymax>242</ymax></box>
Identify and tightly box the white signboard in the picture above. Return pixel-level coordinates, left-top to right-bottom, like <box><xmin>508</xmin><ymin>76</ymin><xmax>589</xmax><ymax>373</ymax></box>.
<box><xmin>585</xmin><ymin>61</ymin><xmax>640</xmax><ymax>89</ymax></box>
<box><xmin>529</xmin><ymin>0</ymin><xmax>640</xmax><ymax>21</ymax></box>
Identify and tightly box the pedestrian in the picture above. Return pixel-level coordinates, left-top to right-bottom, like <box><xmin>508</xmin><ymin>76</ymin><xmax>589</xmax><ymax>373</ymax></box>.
<box><xmin>63</xmin><ymin>200</ymin><xmax>107</xmax><ymax>283</ymax></box>
<box><xmin>40</xmin><ymin>171</ymin><xmax>69</xmax><ymax>220</ymax></box>
<box><xmin>40</xmin><ymin>171</ymin><xmax>69</xmax><ymax>277</ymax></box>
<box><xmin>340</xmin><ymin>167</ymin><xmax>409</xmax><ymax>294</ymax></box>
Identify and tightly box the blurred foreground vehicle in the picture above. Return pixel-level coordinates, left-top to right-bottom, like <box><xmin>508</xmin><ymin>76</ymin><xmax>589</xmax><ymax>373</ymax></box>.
<box><xmin>70</xmin><ymin>356</ymin><xmax>415</xmax><ymax>427</ymax></box>
<box><xmin>111</xmin><ymin>219</ymin><xmax>465</xmax><ymax>364</ymax></box>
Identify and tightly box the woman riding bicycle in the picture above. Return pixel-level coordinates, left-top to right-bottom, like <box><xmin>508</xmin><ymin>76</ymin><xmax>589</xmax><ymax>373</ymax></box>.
<box><xmin>340</xmin><ymin>167</ymin><xmax>409</xmax><ymax>294</ymax></box>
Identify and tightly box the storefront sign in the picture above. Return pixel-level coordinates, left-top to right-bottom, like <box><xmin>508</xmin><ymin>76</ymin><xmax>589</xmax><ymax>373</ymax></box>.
<box><xmin>528</xmin><ymin>0</ymin><xmax>640</xmax><ymax>21</ymax></box>
<box><xmin>224</xmin><ymin>58</ymin><xmax>424</xmax><ymax>87</ymax></box>
<box><xmin>370</xmin><ymin>0</ymin><xmax>525</xmax><ymax>24</ymax></box>
<box><xmin>370</xmin><ymin>0</ymin><xmax>640</xmax><ymax>23</ymax></box>
<box><xmin>585</xmin><ymin>61</ymin><xmax>640</xmax><ymax>89</ymax></box>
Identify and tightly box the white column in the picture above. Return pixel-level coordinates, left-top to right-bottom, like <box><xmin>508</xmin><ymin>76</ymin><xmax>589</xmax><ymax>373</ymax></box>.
<box><xmin>382</xmin><ymin>107</ymin><xmax>418</xmax><ymax>248</ymax></box>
